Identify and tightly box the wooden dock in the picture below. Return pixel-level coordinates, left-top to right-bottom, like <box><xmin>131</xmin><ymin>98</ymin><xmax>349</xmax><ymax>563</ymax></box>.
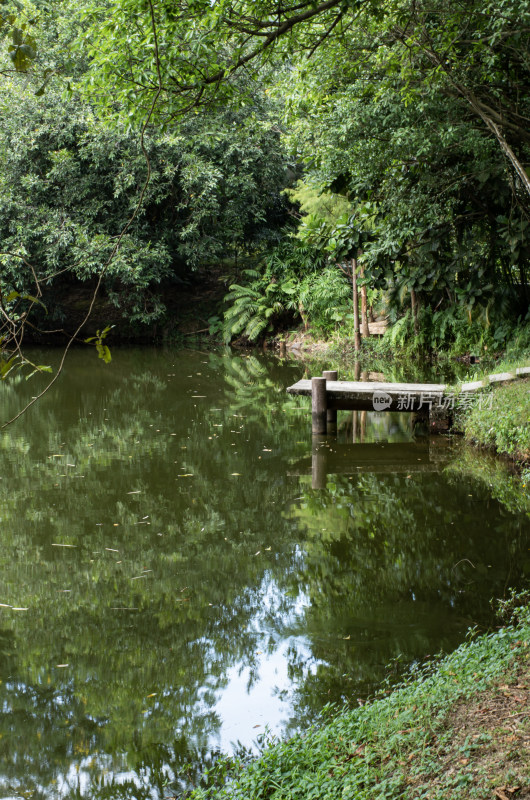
<box><xmin>287</xmin><ymin>367</ymin><xmax>530</xmax><ymax>435</ymax></box>
<box><xmin>287</xmin><ymin>379</ymin><xmax>448</xmax><ymax>411</ymax></box>
<box><xmin>287</xmin><ymin>374</ymin><xmax>450</xmax><ymax>434</ymax></box>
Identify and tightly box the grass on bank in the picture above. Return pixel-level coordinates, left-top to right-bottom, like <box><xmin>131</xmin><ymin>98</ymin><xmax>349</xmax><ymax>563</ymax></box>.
<box><xmin>191</xmin><ymin>599</ymin><xmax>530</xmax><ymax>800</ymax></box>
<box><xmin>460</xmin><ymin>379</ymin><xmax>530</xmax><ymax>466</ymax></box>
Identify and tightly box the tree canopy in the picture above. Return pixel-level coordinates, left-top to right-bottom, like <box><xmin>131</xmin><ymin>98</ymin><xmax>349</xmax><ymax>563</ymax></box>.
<box><xmin>0</xmin><ymin>0</ymin><xmax>529</xmax><ymax>364</ymax></box>
<box><xmin>79</xmin><ymin>0</ymin><xmax>530</xmax><ymax>346</ymax></box>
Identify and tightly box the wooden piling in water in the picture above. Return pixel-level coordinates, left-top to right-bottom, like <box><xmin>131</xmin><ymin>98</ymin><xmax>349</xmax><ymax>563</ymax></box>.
<box><xmin>322</xmin><ymin>370</ymin><xmax>338</xmax><ymax>434</ymax></box>
<box><xmin>311</xmin><ymin>376</ymin><xmax>327</xmax><ymax>435</ymax></box>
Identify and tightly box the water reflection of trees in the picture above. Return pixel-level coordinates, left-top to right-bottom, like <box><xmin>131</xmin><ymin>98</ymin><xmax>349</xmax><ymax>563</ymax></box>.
<box><xmin>0</xmin><ymin>350</ymin><xmax>310</xmax><ymax>796</ymax></box>
<box><xmin>0</xmin><ymin>349</ymin><xmax>528</xmax><ymax>798</ymax></box>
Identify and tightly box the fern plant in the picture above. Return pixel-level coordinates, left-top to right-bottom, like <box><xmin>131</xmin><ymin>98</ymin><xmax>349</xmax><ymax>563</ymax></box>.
<box><xmin>222</xmin><ymin>270</ymin><xmax>298</xmax><ymax>343</ymax></box>
<box><xmin>298</xmin><ymin>266</ymin><xmax>352</xmax><ymax>333</ymax></box>
<box><xmin>221</xmin><ymin>238</ymin><xmax>364</xmax><ymax>342</ymax></box>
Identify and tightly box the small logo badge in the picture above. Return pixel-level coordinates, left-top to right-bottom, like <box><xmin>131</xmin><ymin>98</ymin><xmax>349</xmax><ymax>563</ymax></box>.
<box><xmin>372</xmin><ymin>391</ymin><xmax>392</xmax><ymax>411</ymax></box>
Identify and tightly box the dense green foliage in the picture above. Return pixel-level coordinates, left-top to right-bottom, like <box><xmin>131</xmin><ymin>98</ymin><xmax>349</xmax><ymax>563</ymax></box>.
<box><xmin>275</xmin><ymin>0</ymin><xmax>530</xmax><ymax>347</ymax></box>
<box><xmin>0</xmin><ymin>2</ymin><xmax>290</xmax><ymax>354</ymax></box>
<box><xmin>0</xmin><ymin>78</ymin><xmax>288</xmax><ymax>327</ymax></box>
<box><xmin>1</xmin><ymin>0</ymin><xmax>530</xmax><ymax>352</ymax></box>
<box><xmin>71</xmin><ymin>0</ymin><xmax>530</xmax><ymax>350</ymax></box>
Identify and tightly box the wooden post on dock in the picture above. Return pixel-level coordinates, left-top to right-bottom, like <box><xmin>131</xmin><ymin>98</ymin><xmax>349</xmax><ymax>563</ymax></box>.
<box><xmin>322</xmin><ymin>370</ymin><xmax>338</xmax><ymax>434</ymax></box>
<box><xmin>311</xmin><ymin>376</ymin><xmax>327</xmax><ymax>435</ymax></box>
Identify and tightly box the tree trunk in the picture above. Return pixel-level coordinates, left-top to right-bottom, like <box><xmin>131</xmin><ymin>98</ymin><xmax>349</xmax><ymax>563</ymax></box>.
<box><xmin>519</xmin><ymin>263</ymin><xmax>528</xmax><ymax>307</ymax></box>
<box><xmin>360</xmin><ymin>262</ymin><xmax>369</xmax><ymax>338</ymax></box>
<box><xmin>298</xmin><ymin>302</ymin><xmax>309</xmax><ymax>331</ymax></box>
<box><xmin>411</xmin><ymin>288</ymin><xmax>419</xmax><ymax>336</ymax></box>
<box><xmin>352</xmin><ymin>257</ymin><xmax>361</xmax><ymax>352</ymax></box>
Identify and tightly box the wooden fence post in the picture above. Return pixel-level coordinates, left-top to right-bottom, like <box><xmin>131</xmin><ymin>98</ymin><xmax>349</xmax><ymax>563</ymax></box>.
<box><xmin>360</xmin><ymin>263</ymin><xmax>369</xmax><ymax>338</ymax></box>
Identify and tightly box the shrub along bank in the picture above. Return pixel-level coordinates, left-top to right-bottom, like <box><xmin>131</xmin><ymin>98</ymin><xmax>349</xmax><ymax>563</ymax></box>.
<box><xmin>191</xmin><ymin>601</ymin><xmax>530</xmax><ymax>800</ymax></box>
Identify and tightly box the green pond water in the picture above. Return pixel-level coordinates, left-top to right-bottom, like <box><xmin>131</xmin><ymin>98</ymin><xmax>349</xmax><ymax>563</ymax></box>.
<box><xmin>0</xmin><ymin>348</ymin><xmax>529</xmax><ymax>798</ymax></box>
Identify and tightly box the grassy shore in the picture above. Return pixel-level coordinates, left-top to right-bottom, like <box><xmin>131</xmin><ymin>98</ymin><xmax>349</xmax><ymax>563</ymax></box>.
<box><xmin>461</xmin><ymin>378</ymin><xmax>529</xmax><ymax>464</ymax></box>
<box><xmin>191</xmin><ymin>600</ymin><xmax>530</xmax><ymax>800</ymax></box>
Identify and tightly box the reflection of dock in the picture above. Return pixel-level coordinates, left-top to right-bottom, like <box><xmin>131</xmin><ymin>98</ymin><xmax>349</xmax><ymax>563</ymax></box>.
<box><xmin>289</xmin><ymin>439</ymin><xmax>451</xmax><ymax>489</ymax></box>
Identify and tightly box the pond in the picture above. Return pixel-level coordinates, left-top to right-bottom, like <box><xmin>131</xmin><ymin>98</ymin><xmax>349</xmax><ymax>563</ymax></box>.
<box><xmin>0</xmin><ymin>348</ymin><xmax>529</xmax><ymax>798</ymax></box>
